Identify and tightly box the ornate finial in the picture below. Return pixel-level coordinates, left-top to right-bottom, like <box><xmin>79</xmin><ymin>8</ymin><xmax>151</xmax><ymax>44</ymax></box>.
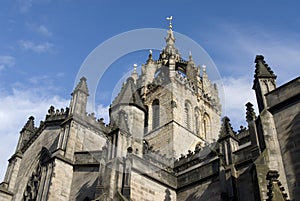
<box><xmin>133</xmin><ymin>64</ymin><xmax>137</xmax><ymax>73</ymax></box>
<box><xmin>254</xmin><ymin>55</ymin><xmax>276</xmax><ymax>78</ymax></box>
<box><xmin>74</xmin><ymin>76</ymin><xmax>89</xmax><ymax>95</ymax></box>
<box><xmin>219</xmin><ymin>116</ymin><xmax>237</xmax><ymax>139</ymax></box>
<box><xmin>147</xmin><ymin>50</ymin><xmax>154</xmax><ymax>63</ymax></box>
<box><xmin>166</xmin><ymin>16</ymin><xmax>173</xmax><ymax>30</ymax></box>
<box><xmin>246</xmin><ymin>102</ymin><xmax>256</xmax><ymax>122</ymax></box>
<box><xmin>202</xmin><ymin>64</ymin><xmax>207</xmax><ymax>72</ymax></box>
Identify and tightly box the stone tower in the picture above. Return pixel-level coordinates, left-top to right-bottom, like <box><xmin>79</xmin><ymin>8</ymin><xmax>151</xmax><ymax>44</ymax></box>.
<box><xmin>132</xmin><ymin>27</ymin><xmax>221</xmax><ymax>158</ymax></box>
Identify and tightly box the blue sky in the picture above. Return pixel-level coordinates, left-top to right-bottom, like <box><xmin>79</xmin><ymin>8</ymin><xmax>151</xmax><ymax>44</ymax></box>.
<box><xmin>1</xmin><ymin>0</ymin><xmax>300</xmax><ymax>180</ymax></box>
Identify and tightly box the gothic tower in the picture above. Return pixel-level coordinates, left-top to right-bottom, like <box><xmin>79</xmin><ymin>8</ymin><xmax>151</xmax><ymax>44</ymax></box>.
<box><xmin>110</xmin><ymin>26</ymin><xmax>221</xmax><ymax>159</ymax></box>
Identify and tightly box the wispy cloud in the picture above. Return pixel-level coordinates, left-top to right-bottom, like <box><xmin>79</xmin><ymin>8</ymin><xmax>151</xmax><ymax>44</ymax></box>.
<box><xmin>0</xmin><ymin>56</ymin><xmax>15</xmax><ymax>71</ymax></box>
<box><xmin>234</xmin><ymin>34</ymin><xmax>300</xmax><ymax>84</ymax></box>
<box><xmin>18</xmin><ymin>0</ymin><xmax>33</xmax><ymax>13</ymax></box>
<box><xmin>200</xmin><ymin>22</ymin><xmax>300</xmax><ymax>131</ymax></box>
<box><xmin>19</xmin><ymin>40</ymin><xmax>53</xmax><ymax>53</ymax></box>
<box><xmin>96</xmin><ymin>104</ymin><xmax>110</xmax><ymax>123</ymax></box>
<box><xmin>37</xmin><ymin>25</ymin><xmax>52</xmax><ymax>37</ymax></box>
<box><xmin>203</xmin><ymin>22</ymin><xmax>300</xmax><ymax>85</ymax></box>
<box><xmin>0</xmin><ymin>86</ymin><xmax>69</xmax><ymax>181</ymax></box>
<box><xmin>222</xmin><ymin>76</ymin><xmax>257</xmax><ymax>130</ymax></box>
<box><xmin>26</xmin><ymin>23</ymin><xmax>53</xmax><ymax>37</ymax></box>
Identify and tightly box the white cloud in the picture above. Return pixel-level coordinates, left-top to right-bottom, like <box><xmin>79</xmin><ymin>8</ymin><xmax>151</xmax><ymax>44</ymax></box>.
<box><xmin>235</xmin><ymin>36</ymin><xmax>300</xmax><ymax>84</ymax></box>
<box><xmin>222</xmin><ymin>76</ymin><xmax>258</xmax><ymax>130</ymax></box>
<box><xmin>202</xmin><ymin>23</ymin><xmax>300</xmax><ymax>132</ymax></box>
<box><xmin>37</xmin><ymin>25</ymin><xmax>52</xmax><ymax>37</ymax></box>
<box><xmin>26</xmin><ymin>23</ymin><xmax>53</xmax><ymax>37</ymax></box>
<box><xmin>0</xmin><ymin>87</ymin><xmax>69</xmax><ymax>181</ymax></box>
<box><xmin>96</xmin><ymin>104</ymin><xmax>110</xmax><ymax>124</ymax></box>
<box><xmin>19</xmin><ymin>40</ymin><xmax>53</xmax><ymax>53</ymax></box>
<box><xmin>0</xmin><ymin>56</ymin><xmax>15</xmax><ymax>71</ymax></box>
<box><xmin>18</xmin><ymin>0</ymin><xmax>33</xmax><ymax>13</ymax></box>
<box><xmin>203</xmin><ymin>23</ymin><xmax>300</xmax><ymax>85</ymax></box>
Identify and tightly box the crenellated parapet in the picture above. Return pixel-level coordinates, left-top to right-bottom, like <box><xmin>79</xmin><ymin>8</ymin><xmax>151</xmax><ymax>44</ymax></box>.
<box><xmin>173</xmin><ymin>142</ymin><xmax>218</xmax><ymax>173</ymax></box>
<box><xmin>143</xmin><ymin>150</ymin><xmax>175</xmax><ymax>171</ymax></box>
<box><xmin>45</xmin><ymin>106</ymin><xmax>69</xmax><ymax>121</ymax></box>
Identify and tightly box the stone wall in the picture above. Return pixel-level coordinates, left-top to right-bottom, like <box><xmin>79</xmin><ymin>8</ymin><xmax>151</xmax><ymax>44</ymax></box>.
<box><xmin>0</xmin><ymin>191</ymin><xmax>13</xmax><ymax>201</ymax></box>
<box><xmin>130</xmin><ymin>171</ymin><xmax>176</xmax><ymax>201</ymax></box>
<box><xmin>266</xmin><ymin>77</ymin><xmax>300</xmax><ymax>200</ymax></box>
<box><xmin>177</xmin><ymin>178</ymin><xmax>220</xmax><ymax>201</ymax></box>
<box><xmin>12</xmin><ymin>127</ymin><xmax>61</xmax><ymax>201</ymax></box>
<box><xmin>236</xmin><ymin>165</ymin><xmax>257</xmax><ymax>201</ymax></box>
<box><xmin>65</xmin><ymin>120</ymin><xmax>106</xmax><ymax>160</ymax></box>
<box><xmin>47</xmin><ymin>159</ymin><xmax>73</xmax><ymax>200</ymax></box>
<box><xmin>69</xmin><ymin>165</ymin><xmax>99</xmax><ymax>200</ymax></box>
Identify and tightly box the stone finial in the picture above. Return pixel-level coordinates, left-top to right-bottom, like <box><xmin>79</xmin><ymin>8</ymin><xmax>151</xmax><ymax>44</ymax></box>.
<box><xmin>219</xmin><ymin>116</ymin><xmax>237</xmax><ymax>139</ymax></box>
<box><xmin>147</xmin><ymin>49</ymin><xmax>154</xmax><ymax>63</ymax></box>
<box><xmin>74</xmin><ymin>76</ymin><xmax>89</xmax><ymax>95</ymax></box>
<box><xmin>21</xmin><ymin>116</ymin><xmax>35</xmax><ymax>133</ymax></box>
<box><xmin>246</xmin><ymin>102</ymin><xmax>256</xmax><ymax>122</ymax></box>
<box><xmin>188</xmin><ymin>51</ymin><xmax>195</xmax><ymax>65</ymax></box>
<box><xmin>254</xmin><ymin>55</ymin><xmax>276</xmax><ymax>78</ymax></box>
<box><xmin>266</xmin><ymin>170</ymin><xmax>290</xmax><ymax>201</ymax></box>
<box><xmin>131</xmin><ymin>64</ymin><xmax>138</xmax><ymax>82</ymax></box>
<box><xmin>48</xmin><ymin>106</ymin><xmax>55</xmax><ymax>115</ymax></box>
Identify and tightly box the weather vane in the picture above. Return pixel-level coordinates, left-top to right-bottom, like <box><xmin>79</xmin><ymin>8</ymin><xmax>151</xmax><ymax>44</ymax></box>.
<box><xmin>166</xmin><ymin>16</ymin><xmax>173</xmax><ymax>30</ymax></box>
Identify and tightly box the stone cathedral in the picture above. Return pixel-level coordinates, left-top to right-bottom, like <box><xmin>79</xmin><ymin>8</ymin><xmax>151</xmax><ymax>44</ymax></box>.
<box><xmin>0</xmin><ymin>26</ymin><xmax>300</xmax><ymax>201</ymax></box>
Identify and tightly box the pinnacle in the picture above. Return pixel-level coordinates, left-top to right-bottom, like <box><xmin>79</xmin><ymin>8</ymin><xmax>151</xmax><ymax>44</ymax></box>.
<box><xmin>219</xmin><ymin>116</ymin><xmax>237</xmax><ymax>139</ymax></box>
<box><xmin>254</xmin><ymin>55</ymin><xmax>276</xmax><ymax>78</ymax></box>
<box><xmin>246</xmin><ymin>102</ymin><xmax>256</xmax><ymax>122</ymax></box>
<box><xmin>111</xmin><ymin>76</ymin><xmax>145</xmax><ymax>111</ymax></box>
<box><xmin>74</xmin><ymin>76</ymin><xmax>89</xmax><ymax>95</ymax></box>
<box><xmin>21</xmin><ymin>116</ymin><xmax>36</xmax><ymax>133</ymax></box>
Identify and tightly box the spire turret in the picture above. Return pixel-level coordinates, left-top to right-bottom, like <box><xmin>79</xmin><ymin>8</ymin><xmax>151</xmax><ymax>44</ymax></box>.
<box><xmin>219</xmin><ymin>116</ymin><xmax>238</xmax><ymax>140</ymax></box>
<box><xmin>110</xmin><ymin>77</ymin><xmax>145</xmax><ymax>111</ymax></box>
<box><xmin>70</xmin><ymin>77</ymin><xmax>89</xmax><ymax>116</ymax></box>
<box><xmin>74</xmin><ymin>77</ymin><xmax>89</xmax><ymax>95</ymax></box>
<box><xmin>17</xmin><ymin>116</ymin><xmax>36</xmax><ymax>152</ymax></box>
<box><xmin>254</xmin><ymin>55</ymin><xmax>276</xmax><ymax>79</ymax></box>
<box><xmin>252</xmin><ymin>55</ymin><xmax>277</xmax><ymax>112</ymax></box>
<box><xmin>246</xmin><ymin>102</ymin><xmax>256</xmax><ymax>122</ymax></box>
<box><xmin>21</xmin><ymin>116</ymin><xmax>35</xmax><ymax>133</ymax></box>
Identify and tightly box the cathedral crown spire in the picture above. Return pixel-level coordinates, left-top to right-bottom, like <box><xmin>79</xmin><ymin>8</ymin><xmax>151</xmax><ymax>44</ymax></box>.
<box><xmin>163</xmin><ymin>15</ymin><xmax>179</xmax><ymax>56</ymax></box>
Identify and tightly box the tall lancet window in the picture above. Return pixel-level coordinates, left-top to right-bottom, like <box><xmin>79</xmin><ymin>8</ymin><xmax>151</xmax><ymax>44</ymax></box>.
<box><xmin>152</xmin><ymin>99</ymin><xmax>160</xmax><ymax>129</ymax></box>
<box><xmin>184</xmin><ymin>101</ymin><xmax>191</xmax><ymax>129</ymax></box>
<box><xmin>203</xmin><ymin>113</ymin><xmax>210</xmax><ymax>139</ymax></box>
<box><xmin>195</xmin><ymin>108</ymin><xmax>201</xmax><ymax>136</ymax></box>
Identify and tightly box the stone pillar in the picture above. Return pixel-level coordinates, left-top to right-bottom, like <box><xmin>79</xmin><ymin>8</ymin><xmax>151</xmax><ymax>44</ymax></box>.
<box><xmin>245</xmin><ymin>102</ymin><xmax>261</xmax><ymax>157</ymax></box>
<box><xmin>2</xmin><ymin>152</ymin><xmax>23</xmax><ymax>192</ymax></box>
<box><xmin>254</xmin><ymin>109</ymin><xmax>290</xmax><ymax>200</ymax></box>
<box><xmin>122</xmin><ymin>147</ymin><xmax>132</xmax><ymax>200</ymax></box>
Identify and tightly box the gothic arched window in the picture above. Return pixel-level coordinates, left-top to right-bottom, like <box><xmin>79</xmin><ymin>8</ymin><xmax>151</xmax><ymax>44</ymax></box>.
<box><xmin>184</xmin><ymin>101</ymin><xmax>192</xmax><ymax>129</ymax></box>
<box><xmin>152</xmin><ymin>99</ymin><xmax>160</xmax><ymax>129</ymax></box>
<box><xmin>195</xmin><ymin>108</ymin><xmax>201</xmax><ymax>136</ymax></box>
<box><xmin>203</xmin><ymin>113</ymin><xmax>211</xmax><ymax>139</ymax></box>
